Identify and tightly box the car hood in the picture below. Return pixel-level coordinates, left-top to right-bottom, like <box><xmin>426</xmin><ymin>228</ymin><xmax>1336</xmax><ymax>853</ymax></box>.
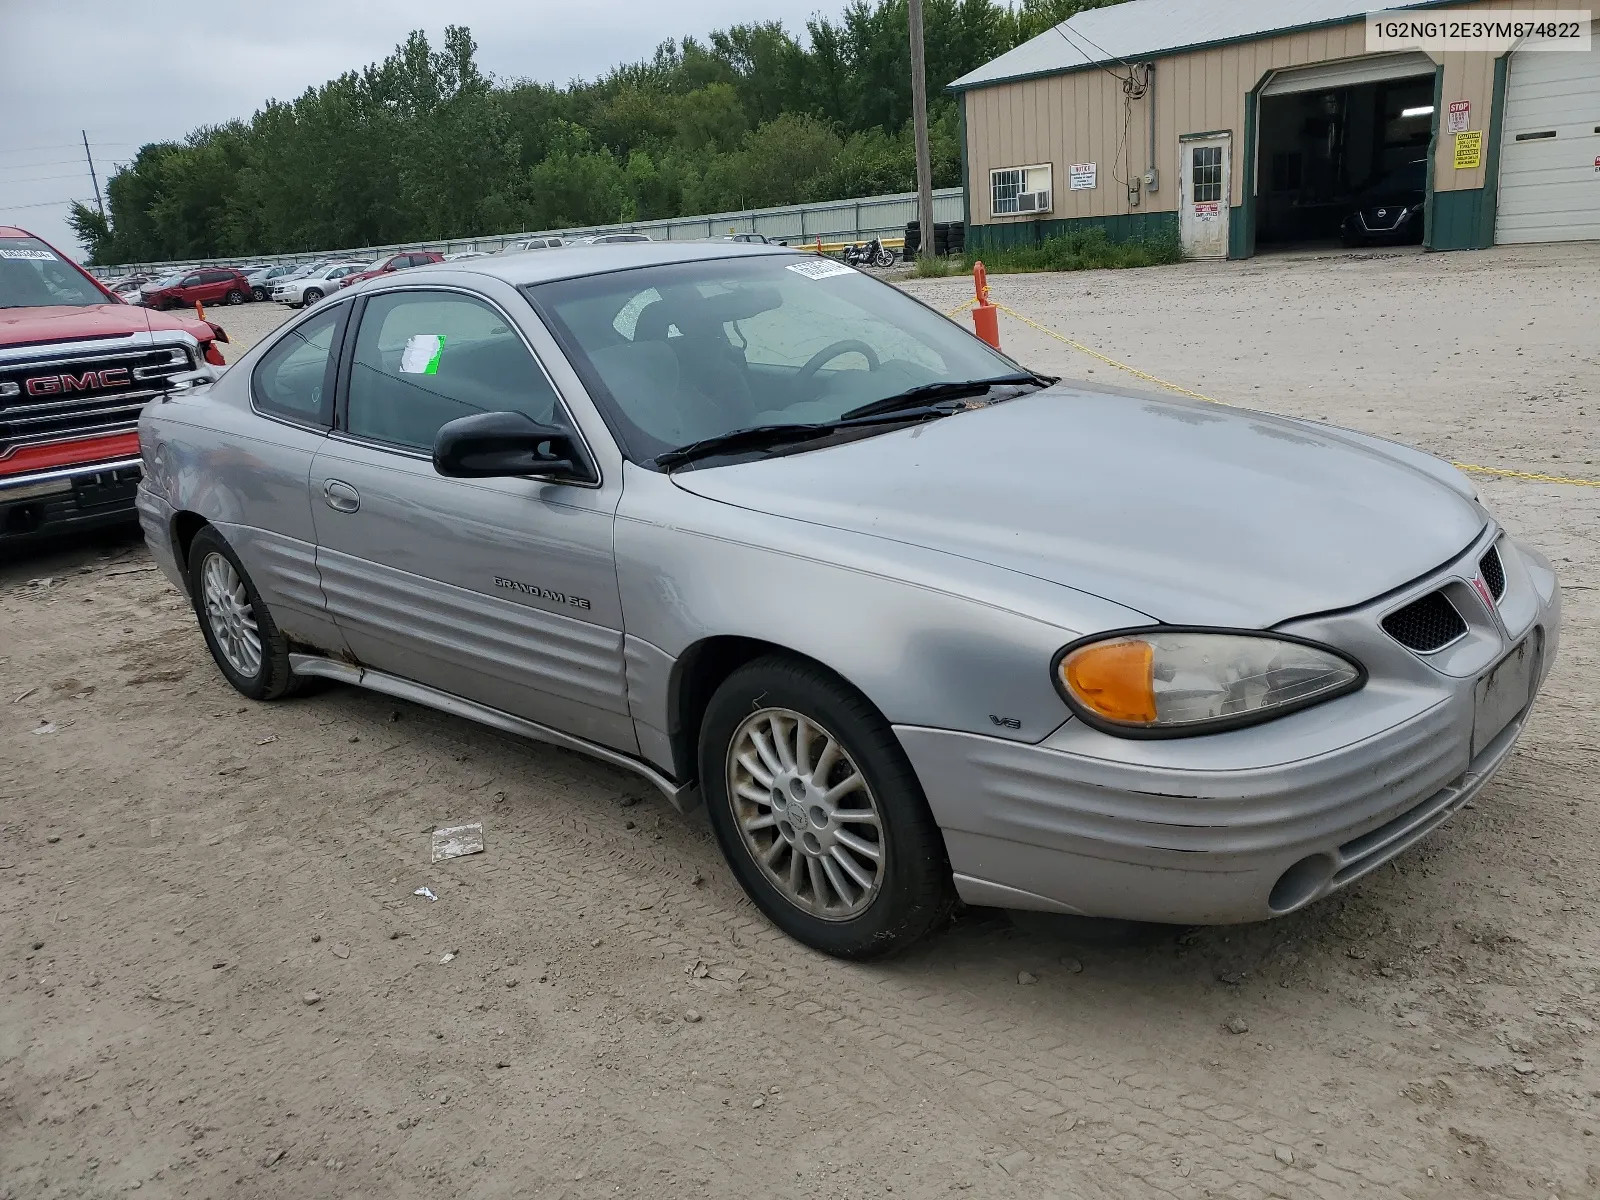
<box><xmin>668</xmin><ymin>385</ymin><xmax>1485</xmax><ymax>628</ymax></box>
<box><xmin>0</xmin><ymin>303</ymin><xmax>212</xmax><ymax>350</ymax></box>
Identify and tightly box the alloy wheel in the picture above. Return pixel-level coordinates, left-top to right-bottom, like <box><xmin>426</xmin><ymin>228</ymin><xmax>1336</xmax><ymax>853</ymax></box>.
<box><xmin>201</xmin><ymin>552</ymin><xmax>262</xmax><ymax>678</ymax></box>
<box><xmin>726</xmin><ymin>707</ymin><xmax>886</xmax><ymax>921</ymax></box>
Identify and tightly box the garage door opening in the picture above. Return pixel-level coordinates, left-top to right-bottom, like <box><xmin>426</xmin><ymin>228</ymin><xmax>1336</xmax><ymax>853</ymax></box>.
<box><xmin>1253</xmin><ymin>57</ymin><xmax>1437</xmax><ymax>252</ymax></box>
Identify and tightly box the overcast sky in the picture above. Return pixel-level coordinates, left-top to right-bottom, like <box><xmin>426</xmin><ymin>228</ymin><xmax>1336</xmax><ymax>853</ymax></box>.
<box><xmin>0</xmin><ymin>0</ymin><xmax>834</xmax><ymax>257</ymax></box>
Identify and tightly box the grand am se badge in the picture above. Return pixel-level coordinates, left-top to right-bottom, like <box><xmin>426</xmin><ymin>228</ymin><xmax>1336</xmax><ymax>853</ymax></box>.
<box><xmin>493</xmin><ymin>577</ymin><xmax>592</xmax><ymax>609</ymax></box>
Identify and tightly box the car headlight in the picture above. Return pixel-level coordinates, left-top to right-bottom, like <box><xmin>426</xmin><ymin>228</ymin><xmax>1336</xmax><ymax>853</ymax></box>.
<box><xmin>1053</xmin><ymin>629</ymin><xmax>1364</xmax><ymax>737</ymax></box>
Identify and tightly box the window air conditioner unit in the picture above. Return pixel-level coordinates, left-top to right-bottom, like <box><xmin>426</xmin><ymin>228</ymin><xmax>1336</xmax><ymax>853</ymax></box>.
<box><xmin>1016</xmin><ymin>189</ymin><xmax>1050</xmax><ymax>213</ymax></box>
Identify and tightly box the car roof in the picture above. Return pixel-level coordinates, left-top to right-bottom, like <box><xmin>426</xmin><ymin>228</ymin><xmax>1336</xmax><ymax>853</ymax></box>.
<box><xmin>396</xmin><ymin>239</ymin><xmax>794</xmax><ymax>289</ymax></box>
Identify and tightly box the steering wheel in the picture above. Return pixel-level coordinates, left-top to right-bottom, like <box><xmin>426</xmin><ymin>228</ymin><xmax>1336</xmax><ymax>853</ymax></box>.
<box><xmin>796</xmin><ymin>339</ymin><xmax>881</xmax><ymax>384</ymax></box>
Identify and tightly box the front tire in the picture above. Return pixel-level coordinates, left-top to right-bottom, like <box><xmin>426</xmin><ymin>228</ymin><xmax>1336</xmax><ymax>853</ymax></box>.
<box><xmin>699</xmin><ymin>655</ymin><xmax>954</xmax><ymax>959</ymax></box>
<box><xmin>302</xmin><ymin>288</ymin><xmax>323</xmax><ymax>304</ymax></box>
<box><xmin>186</xmin><ymin>526</ymin><xmax>303</xmax><ymax>702</ymax></box>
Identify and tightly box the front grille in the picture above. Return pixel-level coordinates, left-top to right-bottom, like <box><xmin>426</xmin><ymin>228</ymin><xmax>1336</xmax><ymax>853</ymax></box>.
<box><xmin>0</xmin><ymin>344</ymin><xmax>194</xmax><ymax>459</ymax></box>
<box><xmin>1480</xmin><ymin>545</ymin><xmax>1506</xmax><ymax>602</ymax></box>
<box><xmin>1382</xmin><ymin>591</ymin><xmax>1468</xmax><ymax>653</ymax></box>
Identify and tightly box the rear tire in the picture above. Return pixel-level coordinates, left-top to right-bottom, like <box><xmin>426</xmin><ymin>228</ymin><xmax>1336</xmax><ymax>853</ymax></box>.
<box><xmin>225</xmin><ymin>289</ymin><xmax>244</xmax><ymax>305</ymax></box>
<box><xmin>698</xmin><ymin>655</ymin><xmax>954</xmax><ymax>959</ymax></box>
<box><xmin>186</xmin><ymin>526</ymin><xmax>303</xmax><ymax>702</ymax></box>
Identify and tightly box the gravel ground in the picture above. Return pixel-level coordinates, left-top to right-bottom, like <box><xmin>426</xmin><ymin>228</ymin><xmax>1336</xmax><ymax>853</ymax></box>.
<box><xmin>3</xmin><ymin>247</ymin><xmax>1598</xmax><ymax>1200</ymax></box>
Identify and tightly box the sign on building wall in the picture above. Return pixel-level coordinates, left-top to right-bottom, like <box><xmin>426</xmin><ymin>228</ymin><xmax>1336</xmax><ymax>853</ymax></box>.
<box><xmin>1447</xmin><ymin>100</ymin><xmax>1471</xmax><ymax>133</ymax></box>
<box><xmin>1069</xmin><ymin>162</ymin><xmax>1097</xmax><ymax>190</ymax></box>
<box><xmin>1454</xmin><ymin>130</ymin><xmax>1484</xmax><ymax>169</ymax></box>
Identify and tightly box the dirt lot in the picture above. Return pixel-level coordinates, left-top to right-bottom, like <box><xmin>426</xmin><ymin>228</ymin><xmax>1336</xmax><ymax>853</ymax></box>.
<box><xmin>3</xmin><ymin>249</ymin><xmax>1598</xmax><ymax>1200</ymax></box>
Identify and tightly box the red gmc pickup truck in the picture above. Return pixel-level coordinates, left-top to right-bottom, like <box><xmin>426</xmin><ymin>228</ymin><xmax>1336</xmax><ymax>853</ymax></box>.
<box><xmin>1</xmin><ymin>227</ymin><xmax>227</xmax><ymax>547</ymax></box>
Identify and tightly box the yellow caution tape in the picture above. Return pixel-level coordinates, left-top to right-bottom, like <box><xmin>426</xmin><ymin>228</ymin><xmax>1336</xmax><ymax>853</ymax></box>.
<box><xmin>943</xmin><ymin>296</ymin><xmax>978</xmax><ymax>317</ymax></box>
<box><xmin>1445</xmin><ymin>463</ymin><xmax>1600</xmax><ymax>488</ymax></box>
<box><xmin>988</xmin><ymin>301</ymin><xmax>1600</xmax><ymax>490</ymax></box>
<box><xmin>993</xmin><ymin>303</ymin><xmax>1231</xmax><ymax>406</ymax></box>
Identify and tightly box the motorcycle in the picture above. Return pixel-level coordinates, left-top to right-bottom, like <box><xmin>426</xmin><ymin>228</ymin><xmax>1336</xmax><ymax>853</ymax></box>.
<box><xmin>843</xmin><ymin>237</ymin><xmax>897</xmax><ymax>269</ymax></box>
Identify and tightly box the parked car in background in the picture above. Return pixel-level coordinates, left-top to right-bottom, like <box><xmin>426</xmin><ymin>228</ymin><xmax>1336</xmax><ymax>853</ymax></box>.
<box><xmin>1341</xmin><ymin>159</ymin><xmax>1428</xmax><ymax>247</ymax></box>
<box><xmin>272</xmin><ymin>262</ymin><xmax>369</xmax><ymax>307</ymax></box>
<box><xmin>245</xmin><ymin>263</ymin><xmax>301</xmax><ymax>302</ymax></box>
<box><xmin>501</xmin><ymin>237</ymin><xmax>565</xmax><ymax>252</ymax></box>
<box><xmin>720</xmin><ymin>233</ymin><xmax>772</xmax><ymax>244</ymax></box>
<box><xmin>337</xmin><ymin>250</ymin><xmax>443</xmax><ymax>289</ymax></box>
<box><xmin>568</xmin><ymin>233</ymin><xmax>651</xmax><ymax>245</ymax></box>
<box><xmin>136</xmin><ymin>241</ymin><xmax>1560</xmax><ymax>960</ymax></box>
<box><xmin>106</xmin><ymin>276</ymin><xmax>150</xmax><ymax>304</ymax></box>
<box><xmin>141</xmin><ymin>267</ymin><xmax>253</xmax><ymax>311</ymax></box>
<box><xmin>444</xmin><ymin>251</ymin><xmax>488</xmax><ymax>261</ymax></box>
<box><xmin>1</xmin><ymin>226</ymin><xmax>223</xmax><ymax>546</ymax></box>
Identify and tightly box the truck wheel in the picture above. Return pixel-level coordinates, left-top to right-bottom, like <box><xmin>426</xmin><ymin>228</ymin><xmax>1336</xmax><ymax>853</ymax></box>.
<box><xmin>225</xmin><ymin>289</ymin><xmax>244</xmax><ymax>305</ymax></box>
<box><xmin>303</xmin><ymin>288</ymin><xmax>323</xmax><ymax>304</ymax></box>
<box><xmin>698</xmin><ymin>655</ymin><xmax>954</xmax><ymax>959</ymax></box>
<box><xmin>186</xmin><ymin>526</ymin><xmax>304</xmax><ymax>702</ymax></box>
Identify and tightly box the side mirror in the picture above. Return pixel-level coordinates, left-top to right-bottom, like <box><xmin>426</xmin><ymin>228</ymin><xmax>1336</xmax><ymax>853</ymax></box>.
<box><xmin>432</xmin><ymin>411</ymin><xmax>590</xmax><ymax>482</ymax></box>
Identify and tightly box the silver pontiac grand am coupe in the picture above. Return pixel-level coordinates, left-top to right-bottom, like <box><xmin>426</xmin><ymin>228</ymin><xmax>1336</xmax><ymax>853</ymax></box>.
<box><xmin>137</xmin><ymin>241</ymin><xmax>1559</xmax><ymax>958</ymax></box>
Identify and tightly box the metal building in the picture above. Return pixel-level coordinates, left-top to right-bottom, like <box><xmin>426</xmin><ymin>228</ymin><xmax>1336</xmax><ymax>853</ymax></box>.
<box><xmin>948</xmin><ymin>0</ymin><xmax>1599</xmax><ymax>257</ymax></box>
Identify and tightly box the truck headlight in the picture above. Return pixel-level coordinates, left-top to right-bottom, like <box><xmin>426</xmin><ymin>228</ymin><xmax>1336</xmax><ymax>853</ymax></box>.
<box><xmin>1053</xmin><ymin>629</ymin><xmax>1364</xmax><ymax>737</ymax></box>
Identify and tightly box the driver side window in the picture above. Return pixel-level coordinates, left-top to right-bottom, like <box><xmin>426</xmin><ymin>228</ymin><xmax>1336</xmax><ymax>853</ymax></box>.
<box><xmin>345</xmin><ymin>290</ymin><xmax>567</xmax><ymax>452</ymax></box>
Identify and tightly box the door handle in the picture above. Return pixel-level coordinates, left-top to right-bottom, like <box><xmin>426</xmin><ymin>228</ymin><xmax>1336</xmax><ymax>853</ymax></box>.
<box><xmin>322</xmin><ymin>479</ymin><xmax>360</xmax><ymax>513</ymax></box>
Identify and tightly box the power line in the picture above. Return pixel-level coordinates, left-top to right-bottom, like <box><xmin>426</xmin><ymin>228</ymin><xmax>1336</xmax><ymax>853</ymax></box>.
<box><xmin>0</xmin><ymin>198</ymin><xmax>84</xmax><ymax>211</ymax></box>
<box><xmin>1055</xmin><ymin>6</ymin><xmax>1136</xmax><ymax>73</ymax></box>
<box><xmin>0</xmin><ymin>157</ymin><xmax>91</xmax><ymax>171</ymax></box>
<box><xmin>0</xmin><ymin>142</ymin><xmax>139</xmax><ymax>157</ymax></box>
<box><xmin>0</xmin><ymin>171</ymin><xmax>97</xmax><ymax>186</ymax></box>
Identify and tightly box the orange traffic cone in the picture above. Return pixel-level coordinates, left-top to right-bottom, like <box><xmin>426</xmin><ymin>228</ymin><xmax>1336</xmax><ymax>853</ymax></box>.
<box><xmin>971</xmin><ymin>262</ymin><xmax>1000</xmax><ymax>349</ymax></box>
<box><xmin>195</xmin><ymin>300</ymin><xmax>206</xmax><ymax>322</ymax></box>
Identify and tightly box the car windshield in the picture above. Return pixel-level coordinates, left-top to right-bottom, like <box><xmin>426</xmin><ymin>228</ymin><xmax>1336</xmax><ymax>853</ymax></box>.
<box><xmin>0</xmin><ymin>237</ymin><xmax>108</xmax><ymax>308</ymax></box>
<box><xmin>530</xmin><ymin>253</ymin><xmax>1024</xmax><ymax>465</ymax></box>
<box><xmin>1362</xmin><ymin>160</ymin><xmax>1427</xmax><ymax>198</ymax></box>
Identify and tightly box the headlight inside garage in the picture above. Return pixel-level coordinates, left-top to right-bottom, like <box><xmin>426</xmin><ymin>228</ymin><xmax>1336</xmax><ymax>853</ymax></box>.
<box><xmin>1054</xmin><ymin>630</ymin><xmax>1364</xmax><ymax>737</ymax></box>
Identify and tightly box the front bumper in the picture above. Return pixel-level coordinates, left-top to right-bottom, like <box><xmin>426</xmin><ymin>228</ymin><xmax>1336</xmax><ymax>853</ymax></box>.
<box><xmin>902</xmin><ymin>531</ymin><xmax>1561</xmax><ymax>924</ymax></box>
<box><xmin>135</xmin><ymin>481</ymin><xmax>186</xmax><ymax>591</ymax></box>
<box><xmin>1343</xmin><ymin>207</ymin><xmax>1423</xmax><ymax>244</ymax></box>
<box><xmin>0</xmin><ymin>457</ymin><xmax>144</xmax><ymax>543</ymax></box>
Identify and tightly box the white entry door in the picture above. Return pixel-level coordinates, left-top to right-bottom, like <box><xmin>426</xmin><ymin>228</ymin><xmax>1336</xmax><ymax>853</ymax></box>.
<box><xmin>1180</xmin><ymin>134</ymin><xmax>1232</xmax><ymax>259</ymax></box>
<box><xmin>1495</xmin><ymin>22</ymin><xmax>1600</xmax><ymax>244</ymax></box>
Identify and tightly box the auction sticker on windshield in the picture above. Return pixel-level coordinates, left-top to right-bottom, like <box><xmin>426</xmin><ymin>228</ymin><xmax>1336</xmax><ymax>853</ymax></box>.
<box><xmin>786</xmin><ymin>258</ymin><xmax>855</xmax><ymax>280</ymax></box>
<box><xmin>0</xmin><ymin>247</ymin><xmax>57</xmax><ymax>260</ymax></box>
<box><xmin>400</xmin><ymin>334</ymin><xmax>446</xmax><ymax>375</ymax></box>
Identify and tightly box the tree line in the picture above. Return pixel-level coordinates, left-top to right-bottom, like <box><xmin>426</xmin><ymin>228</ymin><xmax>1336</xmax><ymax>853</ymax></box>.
<box><xmin>70</xmin><ymin>0</ymin><xmax>1124</xmax><ymax>264</ymax></box>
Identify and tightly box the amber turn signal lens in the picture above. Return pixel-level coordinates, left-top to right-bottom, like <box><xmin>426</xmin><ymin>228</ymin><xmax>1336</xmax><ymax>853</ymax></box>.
<box><xmin>1060</xmin><ymin>639</ymin><xmax>1156</xmax><ymax>724</ymax></box>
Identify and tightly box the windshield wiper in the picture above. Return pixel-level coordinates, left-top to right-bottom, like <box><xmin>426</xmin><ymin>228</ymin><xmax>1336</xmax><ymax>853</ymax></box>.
<box><xmin>655</xmin><ymin>405</ymin><xmax>957</xmax><ymax>470</ymax></box>
<box><xmin>839</xmin><ymin>373</ymin><xmax>1048</xmax><ymax>421</ymax></box>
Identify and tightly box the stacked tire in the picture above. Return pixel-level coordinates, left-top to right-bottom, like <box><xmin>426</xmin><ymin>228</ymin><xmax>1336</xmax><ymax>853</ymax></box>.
<box><xmin>904</xmin><ymin>221</ymin><xmax>966</xmax><ymax>258</ymax></box>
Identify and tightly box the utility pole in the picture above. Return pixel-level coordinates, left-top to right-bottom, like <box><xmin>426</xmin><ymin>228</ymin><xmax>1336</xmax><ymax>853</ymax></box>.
<box><xmin>82</xmin><ymin>130</ymin><xmax>104</xmax><ymax>216</ymax></box>
<box><xmin>907</xmin><ymin>0</ymin><xmax>935</xmax><ymax>261</ymax></box>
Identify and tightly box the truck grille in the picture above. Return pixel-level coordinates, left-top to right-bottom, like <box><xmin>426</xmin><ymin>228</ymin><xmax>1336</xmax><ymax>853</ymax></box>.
<box><xmin>1382</xmin><ymin>591</ymin><xmax>1468</xmax><ymax>653</ymax></box>
<box><xmin>0</xmin><ymin>343</ymin><xmax>195</xmax><ymax>460</ymax></box>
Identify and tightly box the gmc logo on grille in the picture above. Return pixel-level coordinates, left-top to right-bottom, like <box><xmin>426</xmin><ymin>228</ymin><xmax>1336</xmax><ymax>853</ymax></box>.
<box><xmin>24</xmin><ymin>367</ymin><xmax>132</xmax><ymax>396</ymax></box>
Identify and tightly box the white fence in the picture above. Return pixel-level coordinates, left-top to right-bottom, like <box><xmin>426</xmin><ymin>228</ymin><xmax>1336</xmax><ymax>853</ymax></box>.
<box><xmin>88</xmin><ymin>187</ymin><xmax>966</xmax><ymax>279</ymax></box>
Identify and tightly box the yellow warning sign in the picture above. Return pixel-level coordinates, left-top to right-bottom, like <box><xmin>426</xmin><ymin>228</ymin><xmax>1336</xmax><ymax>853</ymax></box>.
<box><xmin>1454</xmin><ymin>130</ymin><xmax>1484</xmax><ymax>169</ymax></box>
